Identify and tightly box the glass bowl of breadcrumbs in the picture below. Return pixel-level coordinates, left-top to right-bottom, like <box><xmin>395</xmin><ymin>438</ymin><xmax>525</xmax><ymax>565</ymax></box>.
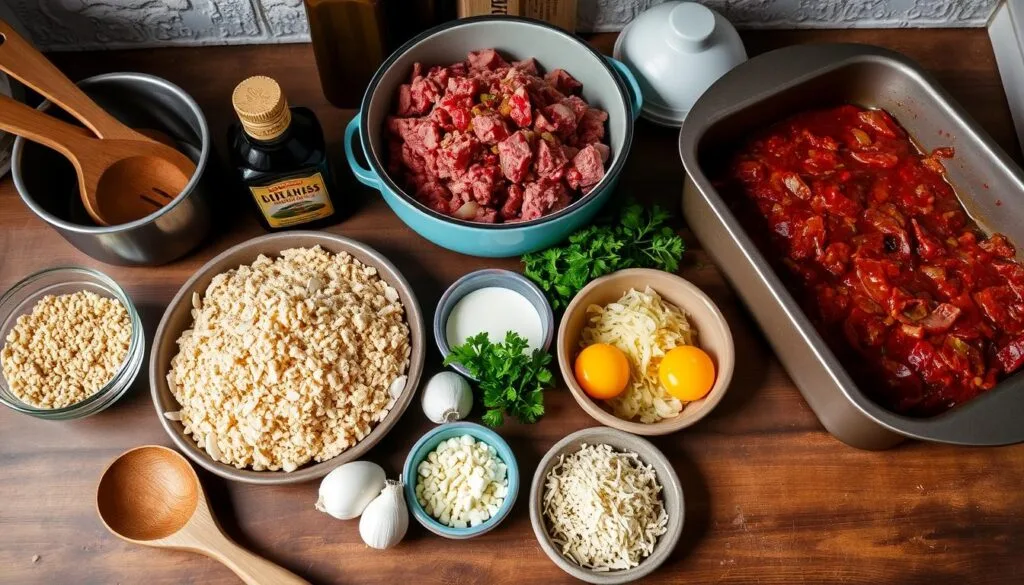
<box><xmin>0</xmin><ymin>267</ymin><xmax>144</xmax><ymax>419</ymax></box>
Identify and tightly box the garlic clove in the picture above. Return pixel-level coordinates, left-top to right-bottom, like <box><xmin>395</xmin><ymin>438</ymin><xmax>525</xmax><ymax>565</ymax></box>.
<box><xmin>316</xmin><ymin>461</ymin><xmax>387</xmax><ymax>520</ymax></box>
<box><xmin>421</xmin><ymin>372</ymin><xmax>473</xmax><ymax>425</ymax></box>
<box><xmin>359</xmin><ymin>480</ymin><xmax>409</xmax><ymax>550</ymax></box>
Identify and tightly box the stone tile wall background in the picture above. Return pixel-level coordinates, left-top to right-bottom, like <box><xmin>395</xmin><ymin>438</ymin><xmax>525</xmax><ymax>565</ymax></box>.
<box><xmin>5</xmin><ymin>0</ymin><xmax>1000</xmax><ymax>51</ymax></box>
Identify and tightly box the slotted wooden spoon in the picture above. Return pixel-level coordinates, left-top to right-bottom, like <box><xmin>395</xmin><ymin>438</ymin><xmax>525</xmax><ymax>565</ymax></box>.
<box><xmin>0</xmin><ymin>18</ymin><xmax>195</xmax><ymax>225</ymax></box>
<box><xmin>0</xmin><ymin>93</ymin><xmax>193</xmax><ymax>225</ymax></box>
<box><xmin>97</xmin><ymin>446</ymin><xmax>310</xmax><ymax>585</ymax></box>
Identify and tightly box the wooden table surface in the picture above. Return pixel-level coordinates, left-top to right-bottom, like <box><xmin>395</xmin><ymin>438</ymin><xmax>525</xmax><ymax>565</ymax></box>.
<box><xmin>1</xmin><ymin>29</ymin><xmax>1023</xmax><ymax>585</ymax></box>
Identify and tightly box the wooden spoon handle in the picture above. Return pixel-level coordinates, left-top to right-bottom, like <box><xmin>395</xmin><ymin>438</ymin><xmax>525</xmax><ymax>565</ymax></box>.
<box><xmin>0</xmin><ymin>19</ymin><xmax>141</xmax><ymax>141</ymax></box>
<box><xmin>0</xmin><ymin>93</ymin><xmax>92</xmax><ymax>158</ymax></box>
<box><xmin>204</xmin><ymin>536</ymin><xmax>311</xmax><ymax>585</ymax></box>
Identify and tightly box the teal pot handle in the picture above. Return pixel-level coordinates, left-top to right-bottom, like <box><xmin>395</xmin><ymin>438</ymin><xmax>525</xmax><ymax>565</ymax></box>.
<box><xmin>344</xmin><ymin>113</ymin><xmax>381</xmax><ymax>189</ymax></box>
<box><xmin>606</xmin><ymin>57</ymin><xmax>643</xmax><ymax>121</ymax></box>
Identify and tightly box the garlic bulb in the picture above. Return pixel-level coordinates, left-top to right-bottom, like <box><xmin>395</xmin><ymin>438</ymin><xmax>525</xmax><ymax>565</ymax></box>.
<box><xmin>421</xmin><ymin>371</ymin><xmax>473</xmax><ymax>424</ymax></box>
<box><xmin>315</xmin><ymin>461</ymin><xmax>386</xmax><ymax>520</ymax></box>
<box><xmin>359</xmin><ymin>480</ymin><xmax>409</xmax><ymax>550</ymax></box>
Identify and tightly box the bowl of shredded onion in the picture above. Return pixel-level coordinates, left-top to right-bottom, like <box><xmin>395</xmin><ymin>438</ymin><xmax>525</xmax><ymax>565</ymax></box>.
<box><xmin>529</xmin><ymin>426</ymin><xmax>684</xmax><ymax>584</ymax></box>
<box><xmin>556</xmin><ymin>268</ymin><xmax>734</xmax><ymax>435</ymax></box>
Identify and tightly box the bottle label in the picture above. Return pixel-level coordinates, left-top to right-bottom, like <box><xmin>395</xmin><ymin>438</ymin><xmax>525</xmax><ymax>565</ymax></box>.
<box><xmin>249</xmin><ymin>173</ymin><xmax>334</xmax><ymax>228</ymax></box>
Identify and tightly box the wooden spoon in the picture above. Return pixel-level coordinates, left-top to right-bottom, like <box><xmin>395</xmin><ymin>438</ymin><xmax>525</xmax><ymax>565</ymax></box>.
<box><xmin>96</xmin><ymin>446</ymin><xmax>310</xmax><ymax>585</ymax></box>
<box><xmin>0</xmin><ymin>18</ymin><xmax>195</xmax><ymax>225</ymax></box>
<box><xmin>0</xmin><ymin>93</ymin><xmax>194</xmax><ymax>226</ymax></box>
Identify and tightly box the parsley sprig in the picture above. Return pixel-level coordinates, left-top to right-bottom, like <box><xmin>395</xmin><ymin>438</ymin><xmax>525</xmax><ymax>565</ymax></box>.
<box><xmin>522</xmin><ymin>203</ymin><xmax>686</xmax><ymax>310</ymax></box>
<box><xmin>443</xmin><ymin>331</ymin><xmax>553</xmax><ymax>427</ymax></box>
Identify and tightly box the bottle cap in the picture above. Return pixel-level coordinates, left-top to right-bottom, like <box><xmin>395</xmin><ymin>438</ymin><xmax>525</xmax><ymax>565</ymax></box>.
<box><xmin>232</xmin><ymin>75</ymin><xmax>292</xmax><ymax>141</ymax></box>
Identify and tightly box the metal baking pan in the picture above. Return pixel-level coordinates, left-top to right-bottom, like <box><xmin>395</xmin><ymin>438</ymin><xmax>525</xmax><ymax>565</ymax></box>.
<box><xmin>680</xmin><ymin>43</ymin><xmax>1024</xmax><ymax>449</ymax></box>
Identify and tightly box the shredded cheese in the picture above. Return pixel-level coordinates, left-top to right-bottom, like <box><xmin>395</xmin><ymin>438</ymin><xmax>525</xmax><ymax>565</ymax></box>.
<box><xmin>580</xmin><ymin>287</ymin><xmax>696</xmax><ymax>423</ymax></box>
<box><xmin>541</xmin><ymin>443</ymin><xmax>669</xmax><ymax>572</ymax></box>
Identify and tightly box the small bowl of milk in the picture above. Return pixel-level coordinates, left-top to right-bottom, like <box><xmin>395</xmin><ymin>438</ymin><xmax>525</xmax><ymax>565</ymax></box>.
<box><xmin>435</xmin><ymin>269</ymin><xmax>554</xmax><ymax>380</ymax></box>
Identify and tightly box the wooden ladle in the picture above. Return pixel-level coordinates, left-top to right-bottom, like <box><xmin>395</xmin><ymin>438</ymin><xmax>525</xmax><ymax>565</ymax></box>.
<box><xmin>96</xmin><ymin>446</ymin><xmax>310</xmax><ymax>585</ymax></box>
<box><xmin>0</xmin><ymin>94</ymin><xmax>195</xmax><ymax>226</ymax></box>
<box><xmin>0</xmin><ymin>18</ymin><xmax>195</xmax><ymax>225</ymax></box>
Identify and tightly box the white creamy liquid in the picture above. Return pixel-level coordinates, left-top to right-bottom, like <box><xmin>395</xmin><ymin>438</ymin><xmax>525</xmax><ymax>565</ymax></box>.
<box><xmin>445</xmin><ymin>286</ymin><xmax>544</xmax><ymax>351</ymax></box>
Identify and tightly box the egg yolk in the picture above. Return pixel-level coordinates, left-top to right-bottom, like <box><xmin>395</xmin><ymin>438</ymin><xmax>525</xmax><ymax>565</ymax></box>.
<box><xmin>574</xmin><ymin>343</ymin><xmax>630</xmax><ymax>400</ymax></box>
<box><xmin>659</xmin><ymin>346</ymin><xmax>715</xmax><ymax>402</ymax></box>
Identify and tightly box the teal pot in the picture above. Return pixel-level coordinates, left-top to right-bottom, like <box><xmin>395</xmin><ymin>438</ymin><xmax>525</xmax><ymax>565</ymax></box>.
<box><xmin>345</xmin><ymin>16</ymin><xmax>642</xmax><ymax>258</ymax></box>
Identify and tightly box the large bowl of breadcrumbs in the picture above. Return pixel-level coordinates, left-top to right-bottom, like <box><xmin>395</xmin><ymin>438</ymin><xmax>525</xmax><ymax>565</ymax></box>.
<box><xmin>150</xmin><ymin>231</ymin><xmax>426</xmax><ymax>484</ymax></box>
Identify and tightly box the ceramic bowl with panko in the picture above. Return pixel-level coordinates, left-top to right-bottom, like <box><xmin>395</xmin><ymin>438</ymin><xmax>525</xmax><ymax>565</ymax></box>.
<box><xmin>557</xmin><ymin>268</ymin><xmax>734</xmax><ymax>435</ymax></box>
<box><xmin>150</xmin><ymin>232</ymin><xmax>425</xmax><ymax>485</ymax></box>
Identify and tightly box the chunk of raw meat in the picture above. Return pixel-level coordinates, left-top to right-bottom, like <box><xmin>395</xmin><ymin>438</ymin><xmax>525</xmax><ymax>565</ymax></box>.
<box><xmin>545</xmin><ymin>69</ymin><xmax>583</xmax><ymax>94</ymax></box>
<box><xmin>402</xmin><ymin>77</ymin><xmax>442</xmax><ymax>116</ymax></box>
<box><xmin>538</xmin><ymin>103</ymin><xmax>577</xmax><ymax>138</ymax></box>
<box><xmin>416</xmin><ymin>180</ymin><xmax>451</xmax><ymax>214</ymax></box>
<box><xmin>435</xmin><ymin>132</ymin><xmax>479</xmax><ymax>179</ymax></box>
<box><xmin>397</xmin><ymin>119</ymin><xmax>441</xmax><ymax>158</ymax></box>
<box><xmin>397</xmin><ymin>84</ymin><xmax>415</xmax><ymax>117</ymax></box>
<box><xmin>449</xmin><ymin>163</ymin><xmax>504</xmax><ymax>206</ymax></box>
<box><xmin>576</xmin><ymin>108</ymin><xmax>608</xmax><ymax>145</ymax></box>
<box><xmin>509</xmin><ymin>86</ymin><xmax>533</xmax><ymax>128</ymax></box>
<box><xmin>530</xmin><ymin>84</ymin><xmax>566</xmax><ymax>108</ymax></box>
<box><xmin>502</xmin><ymin>184</ymin><xmax>525</xmax><ymax>219</ymax></box>
<box><xmin>498</xmin><ymin>131</ymin><xmax>533</xmax><ymax>183</ymax></box>
<box><xmin>426</xmin><ymin>65</ymin><xmax>450</xmax><ymax>88</ymax></box>
<box><xmin>447</xmin><ymin>76</ymin><xmax>479</xmax><ymax>99</ymax></box>
<box><xmin>562</xmin><ymin>95</ymin><xmax>589</xmax><ymax>121</ymax></box>
<box><xmin>468</xmin><ymin>49</ymin><xmax>508</xmax><ymax>71</ymax></box>
<box><xmin>535</xmin><ymin>139</ymin><xmax>568</xmax><ymax>180</ymax></box>
<box><xmin>512</xmin><ymin>58</ymin><xmax>539</xmax><ymax>75</ymax></box>
<box><xmin>568</xmin><ymin>144</ymin><xmax>606</xmax><ymax>188</ymax></box>
<box><xmin>472</xmin><ymin>113</ymin><xmax>510</xmax><ymax>145</ymax></box>
<box><xmin>401</xmin><ymin>143</ymin><xmax>430</xmax><ymax>176</ymax></box>
<box><xmin>521</xmin><ymin>181</ymin><xmax>572</xmax><ymax>220</ymax></box>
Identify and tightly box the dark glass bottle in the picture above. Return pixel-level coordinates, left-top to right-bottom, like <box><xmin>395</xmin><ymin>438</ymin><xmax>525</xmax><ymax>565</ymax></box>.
<box><xmin>229</xmin><ymin>76</ymin><xmax>346</xmax><ymax>231</ymax></box>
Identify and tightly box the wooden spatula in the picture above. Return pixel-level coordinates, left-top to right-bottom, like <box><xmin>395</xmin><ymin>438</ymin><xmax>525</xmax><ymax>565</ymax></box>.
<box><xmin>0</xmin><ymin>18</ymin><xmax>195</xmax><ymax>225</ymax></box>
<box><xmin>0</xmin><ymin>93</ymin><xmax>192</xmax><ymax>225</ymax></box>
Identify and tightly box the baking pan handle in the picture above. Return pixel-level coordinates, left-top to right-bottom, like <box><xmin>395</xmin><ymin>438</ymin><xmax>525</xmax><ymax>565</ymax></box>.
<box><xmin>344</xmin><ymin>114</ymin><xmax>381</xmax><ymax>190</ymax></box>
<box><xmin>606</xmin><ymin>57</ymin><xmax>643</xmax><ymax>121</ymax></box>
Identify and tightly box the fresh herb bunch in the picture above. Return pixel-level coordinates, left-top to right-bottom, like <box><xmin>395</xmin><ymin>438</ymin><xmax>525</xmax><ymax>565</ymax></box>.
<box><xmin>522</xmin><ymin>203</ymin><xmax>686</xmax><ymax>310</ymax></box>
<box><xmin>443</xmin><ymin>331</ymin><xmax>554</xmax><ymax>427</ymax></box>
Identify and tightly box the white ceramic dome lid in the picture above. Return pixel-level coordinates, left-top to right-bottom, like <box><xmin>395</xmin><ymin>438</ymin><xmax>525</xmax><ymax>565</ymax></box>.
<box><xmin>614</xmin><ymin>1</ymin><xmax>747</xmax><ymax>126</ymax></box>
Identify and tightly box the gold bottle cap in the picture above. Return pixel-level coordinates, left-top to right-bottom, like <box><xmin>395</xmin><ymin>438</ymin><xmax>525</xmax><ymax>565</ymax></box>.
<box><xmin>232</xmin><ymin>75</ymin><xmax>292</xmax><ymax>141</ymax></box>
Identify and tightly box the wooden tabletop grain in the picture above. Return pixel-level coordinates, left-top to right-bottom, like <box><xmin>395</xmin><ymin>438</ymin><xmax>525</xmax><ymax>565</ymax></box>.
<box><xmin>1</xmin><ymin>29</ymin><xmax>1022</xmax><ymax>585</ymax></box>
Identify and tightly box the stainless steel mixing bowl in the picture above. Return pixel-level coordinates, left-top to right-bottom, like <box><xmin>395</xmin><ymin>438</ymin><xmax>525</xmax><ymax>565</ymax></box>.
<box><xmin>11</xmin><ymin>72</ymin><xmax>215</xmax><ymax>266</ymax></box>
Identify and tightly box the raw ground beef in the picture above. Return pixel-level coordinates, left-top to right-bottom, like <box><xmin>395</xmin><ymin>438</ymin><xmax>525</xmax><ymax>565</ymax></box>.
<box><xmin>385</xmin><ymin>49</ymin><xmax>611</xmax><ymax>224</ymax></box>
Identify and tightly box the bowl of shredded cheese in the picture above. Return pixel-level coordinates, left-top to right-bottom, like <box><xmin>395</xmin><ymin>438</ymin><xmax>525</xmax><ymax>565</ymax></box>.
<box><xmin>557</xmin><ymin>268</ymin><xmax>734</xmax><ymax>435</ymax></box>
<box><xmin>529</xmin><ymin>426</ymin><xmax>684</xmax><ymax>583</ymax></box>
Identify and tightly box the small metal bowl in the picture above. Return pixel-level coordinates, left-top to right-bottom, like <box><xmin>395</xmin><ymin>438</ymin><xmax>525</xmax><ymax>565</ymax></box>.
<box><xmin>434</xmin><ymin>269</ymin><xmax>554</xmax><ymax>380</ymax></box>
<box><xmin>403</xmin><ymin>422</ymin><xmax>519</xmax><ymax>539</ymax></box>
<box><xmin>12</xmin><ymin>73</ymin><xmax>215</xmax><ymax>266</ymax></box>
<box><xmin>529</xmin><ymin>427</ymin><xmax>684</xmax><ymax>584</ymax></box>
<box><xmin>0</xmin><ymin>267</ymin><xmax>144</xmax><ymax>419</ymax></box>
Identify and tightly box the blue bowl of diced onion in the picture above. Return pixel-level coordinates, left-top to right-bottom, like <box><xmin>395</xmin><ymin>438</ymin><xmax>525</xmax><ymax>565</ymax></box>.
<box><xmin>403</xmin><ymin>422</ymin><xmax>519</xmax><ymax>539</ymax></box>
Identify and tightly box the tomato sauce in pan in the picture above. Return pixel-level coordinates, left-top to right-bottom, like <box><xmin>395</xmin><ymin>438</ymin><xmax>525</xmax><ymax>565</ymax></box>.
<box><xmin>721</xmin><ymin>105</ymin><xmax>1024</xmax><ymax>416</ymax></box>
